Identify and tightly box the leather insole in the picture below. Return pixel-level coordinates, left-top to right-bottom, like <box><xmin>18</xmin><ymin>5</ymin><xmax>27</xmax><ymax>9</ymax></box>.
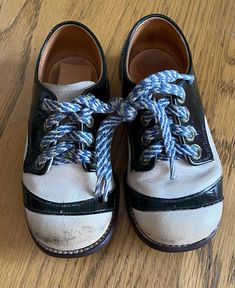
<box><xmin>129</xmin><ymin>48</ymin><xmax>180</xmax><ymax>83</ymax></box>
<box><xmin>47</xmin><ymin>56</ymin><xmax>98</xmax><ymax>85</ymax></box>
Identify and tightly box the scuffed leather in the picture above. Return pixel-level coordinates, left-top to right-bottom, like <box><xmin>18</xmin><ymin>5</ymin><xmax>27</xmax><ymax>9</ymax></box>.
<box><xmin>26</xmin><ymin>209</ymin><xmax>113</xmax><ymax>251</ymax></box>
<box><xmin>22</xmin><ymin>21</ymin><xmax>118</xmax><ymax>254</ymax></box>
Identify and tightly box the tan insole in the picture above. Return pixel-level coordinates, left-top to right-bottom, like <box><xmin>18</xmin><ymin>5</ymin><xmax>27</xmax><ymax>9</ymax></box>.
<box><xmin>129</xmin><ymin>48</ymin><xmax>180</xmax><ymax>83</ymax></box>
<box><xmin>47</xmin><ymin>56</ymin><xmax>98</xmax><ymax>85</ymax></box>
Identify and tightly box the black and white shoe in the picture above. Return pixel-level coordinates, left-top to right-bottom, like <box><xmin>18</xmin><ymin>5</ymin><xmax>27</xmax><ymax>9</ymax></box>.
<box><xmin>120</xmin><ymin>14</ymin><xmax>223</xmax><ymax>252</ymax></box>
<box><xmin>22</xmin><ymin>21</ymin><xmax>119</xmax><ymax>257</ymax></box>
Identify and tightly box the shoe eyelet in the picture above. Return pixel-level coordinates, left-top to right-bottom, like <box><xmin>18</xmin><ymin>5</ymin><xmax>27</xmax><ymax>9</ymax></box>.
<box><xmin>87</xmin><ymin>141</ymin><xmax>94</xmax><ymax>148</ymax></box>
<box><xmin>140</xmin><ymin>155</ymin><xmax>150</xmax><ymax>166</ymax></box>
<box><xmin>140</xmin><ymin>135</ymin><xmax>151</xmax><ymax>146</ymax></box>
<box><xmin>43</xmin><ymin>124</ymin><xmax>49</xmax><ymax>133</ymax></box>
<box><xmin>177</xmin><ymin>94</ymin><xmax>186</xmax><ymax>104</ymax></box>
<box><xmin>185</xmin><ymin>127</ymin><xmax>196</xmax><ymax>142</ymax></box>
<box><xmin>40</xmin><ymin>142</ymin><xmax>47</xmax><ymax>151</ymax></box>
<box><xmin>86</xmin><ymin>118</ymin><xmax>94</xmax><ymax>128</ymax></box>
<box><xmin>191</xmin><ymin>144</ymin><xmax>202</xmax><ymax>160</ymax></box>
<box><xmin>89</xmin><ymin>162</ymin><xmax>96</xmax><ymax>170</ymax></box>
<box><xmin>140</xmin><ymin>115</ymin><xmax>151</xmax><ymax>127</ymax></box>
<box><xmin>33</xmin><ymin>159</ymin><xmax>44</xmax><ymax>170</ymax></box>
<box><xmin>181</xmin><ymin>108</ymin><xmax>190</xmax><ymax>123</ymax></box>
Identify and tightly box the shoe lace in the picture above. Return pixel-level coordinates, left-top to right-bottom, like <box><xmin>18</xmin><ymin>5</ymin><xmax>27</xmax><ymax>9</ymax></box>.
<box><xmin>36</xmin><ymin>94</ymin><xmax>112</xmax><ymax>167</ymax></box>
<box><xmin>36</xmin><ymin>70</ymin><xmax>200</xmax><ymax>202</ymax></box>
<box><xmin>36</xmin><ymin>91</ymin><xmax>137</xmax><ymax>202</ymax></box>
<box><xmin>95</xmin><ymin>70</ymin><xmax>201</xmax><ymax>200</ymax></box>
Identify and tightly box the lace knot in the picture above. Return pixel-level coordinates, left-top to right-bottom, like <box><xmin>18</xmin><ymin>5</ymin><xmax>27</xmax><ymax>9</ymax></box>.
<box><xmin>38</xmin><ymin>70</ymin><xmax>198</xmax><ymax>202</ymax></box>
<box><xmin>109</xmin><ymin>97</ymin><xmax>137</xmax><ymax>122</ymax></box>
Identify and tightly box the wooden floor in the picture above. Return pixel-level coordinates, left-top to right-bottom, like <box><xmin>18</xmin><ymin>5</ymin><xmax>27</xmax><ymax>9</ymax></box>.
<box><xmin>0</xmin><ymin>0</ymin><xmax>234</xmax><ymax>287</ymax></box>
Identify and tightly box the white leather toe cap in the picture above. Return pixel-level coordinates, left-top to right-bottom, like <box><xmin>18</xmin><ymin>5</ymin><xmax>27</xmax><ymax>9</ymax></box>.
<box><xmin>26</xmin><ymin>209</ymin><xmax>112</xmax><ymax>252</ymax></box>
<box><xmin>132</xmin><ymin>201</ymin><xmax>223</xmax><ymax>246</ymax></box>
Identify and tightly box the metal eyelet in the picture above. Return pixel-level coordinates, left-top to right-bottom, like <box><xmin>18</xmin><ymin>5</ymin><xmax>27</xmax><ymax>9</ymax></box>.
<box><xmin>87</xmin><ymin>141</ymin><xmax>94</xmax><ymax>148</ymax></box>
<box><xmin>33</xmin><ymin>159</ymin><xmax>44</xmax><ymax>170</ymax></box>
<box><xmin>140</xmin><ymin>135</ymin><xmax>151</xmax><ymax>146</ymax></box>
<box><xmin>140</xmin><ymin>155</ymin><xmax>150</xmax><ymax>166</ymax></box>
<box><xmin>140</xmin><ymin>115</ymin><xmax>151</xmax><ymax>127</ymax></box>
<box><xmin>86</xmin><ymin>118</ymin><xmax>94</xmax><ymax>128</ymax></box>
<box><xmin>40</xmin><ymin>142</ymin><xmax>47</xmax><ymax>151</ymax></box>
<box><xmin>185</xmin><ymin>127</ymin><xmax>195</xmax><ymax>142</ymax></box>
<box><xmin>181</xmin><ymin>108</ymin><xmax>190</xmax><ymax>123</ymax></box>
<box><xmin>177</xmin><ymin>94</ymin><xmax>186</xmax><ymax>104</ymax></box>
<box><xmin>43</xmin><ymin>124</ymin><xmax>49</xmax><ymax>133</ymax></box>
<box><xmin>191</xmin><ymin>144</ymin><xmax>202</xmax><ymax>160</ymax></box>
<box><xmin>89</xmin><ymin>162</ymin><xmax>96</xmax><ymax>170</ymax></box>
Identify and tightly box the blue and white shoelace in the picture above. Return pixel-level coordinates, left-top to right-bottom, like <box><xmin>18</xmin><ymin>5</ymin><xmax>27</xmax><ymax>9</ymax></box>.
<box><xmin>36</xmin><ymin>70</ymin><xmax>200</xmax><ymax>201</ymax></box>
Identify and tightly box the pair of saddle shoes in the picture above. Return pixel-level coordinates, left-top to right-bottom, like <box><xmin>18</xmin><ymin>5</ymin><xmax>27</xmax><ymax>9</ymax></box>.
<box><xmin>22</xmin><ymin>14</ymin><xmax>223</xmax><ymax>257</ymax></box>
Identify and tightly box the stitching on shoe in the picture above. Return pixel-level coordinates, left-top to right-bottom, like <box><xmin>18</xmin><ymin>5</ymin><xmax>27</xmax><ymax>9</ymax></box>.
<box><xmin>30</xmin><ymin>195</ymin><xmax>99</xmax><ymax>207</ymax></box>
<box><xmin>29</xmin><ymin>208</ymin><xmax>112</xmax><ymax>215</ymax></box>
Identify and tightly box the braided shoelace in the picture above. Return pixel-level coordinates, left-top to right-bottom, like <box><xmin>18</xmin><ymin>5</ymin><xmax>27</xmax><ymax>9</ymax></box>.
<box><xmin>95</xmin><ymin>70</ymin><xmax>200</xmax><ymax>199</ymax></box>
<box><xmin>37</xmin><ymin>94</ymin><xmax>111</xmax><ymax>166</ymax></box>
<box><xmin>36</xmin><ymin>70</ymin><xmax>200</xmax><ymax>202</ymax></box>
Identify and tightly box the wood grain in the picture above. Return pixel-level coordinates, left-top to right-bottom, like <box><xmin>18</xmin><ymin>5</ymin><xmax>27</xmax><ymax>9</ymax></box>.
<box><xmin>0</xmin><ymin>0</ymin><xmax>234</xmax><ymax>287</ymax></box>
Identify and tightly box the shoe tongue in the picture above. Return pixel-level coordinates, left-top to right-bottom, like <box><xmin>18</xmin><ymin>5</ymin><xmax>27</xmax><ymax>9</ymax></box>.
<box><xmin>44</xmin><ymin>81</ymin><xmax>95</xmax><ymax>102</ymax></box>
